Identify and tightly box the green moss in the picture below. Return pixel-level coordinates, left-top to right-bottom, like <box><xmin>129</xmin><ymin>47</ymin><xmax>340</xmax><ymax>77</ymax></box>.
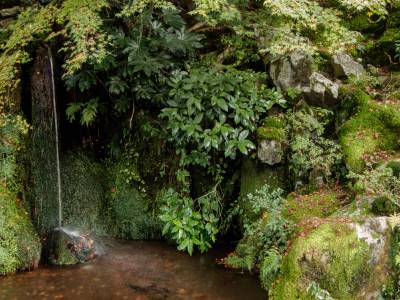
<box><xmin>240</xmin><ymin>158</ymin><xmax>287</xmax><ymax>223</ymax></box>
<box><xmin>283</xmin><ymin>189</ymin><xmax>341</xmax><ymax>224</ymax></box>
<box><xmin>106</xmin><ymin>153</ymin><xmax>161</xmax><ymax>240</ymax></box>
<box><xmin>270</xmin><ymin>223</ymin><xmax>372</xmax><ymax>300</ymax></box>
<box><xmin>339</xmin><ymin>87</ymin><xmax>400</xmax><ymax>173</ymax></box>
<box><xmin>61</xmin><ymin>152</ymin><xmax>109</xmax><ymax>234</ymax></box>
<box><xmin>0</xmin><ymin>187</ymin><xmax>41</xmax><ymax>275</ymax></box>
<box><xmin>344</xmin><ymin>14</ymin><xmax>382</xmax><ymax>32</ymax></box>
<box><xmin>0</xmin><ymin>114</ymin><xmax>41</xmax><ymax>275</ymax></box>
<box><xmin>387</xmin><ymin>160</ymin><xmax>400</xmax><ymax>178</ymax></box>
<box><xmin>371</xmin><ymin>196</ymin><xmax>398</xmax><ymax>216</ymax></box>
<box><xmin>381</xmin><ymin>223</ymin><xmax>400</xmax><ymax>298</ymax></box>
<box><xmin>257</xmin><ymin>115</ymin><xmax>287</xmax><ymax>142</ymax></box>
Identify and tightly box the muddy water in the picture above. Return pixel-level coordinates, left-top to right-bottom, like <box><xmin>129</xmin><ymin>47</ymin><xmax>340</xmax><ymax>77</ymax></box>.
<box><xmin>0</xmin><ymin>240</ymin><xmax>267</xmax><ymax>300</ymax></box>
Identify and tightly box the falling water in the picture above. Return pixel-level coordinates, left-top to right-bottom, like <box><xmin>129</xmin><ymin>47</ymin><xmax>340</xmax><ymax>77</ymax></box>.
<box><xmin>47</xmin><ymin>45</ymin><xmax>63</xmax><ymax>228</ymax></box>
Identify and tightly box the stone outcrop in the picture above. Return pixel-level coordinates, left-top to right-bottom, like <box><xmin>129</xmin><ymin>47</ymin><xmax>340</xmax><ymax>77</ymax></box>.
<box><xmin>270</xmin><ymin>51</ymin><xmax>340</xmax><ymax>107</ymax></box>
<box><xmin>332</xmin><ymin>53</ymin><xmax>366</xmax><ymax>79</ymax></box>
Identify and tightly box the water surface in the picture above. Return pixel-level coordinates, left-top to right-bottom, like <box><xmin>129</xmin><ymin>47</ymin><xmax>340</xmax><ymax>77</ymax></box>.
<box><xmin>0</xmin><ymin>240</ymin><xmax>267</xmax><ymax>300</ymax></box>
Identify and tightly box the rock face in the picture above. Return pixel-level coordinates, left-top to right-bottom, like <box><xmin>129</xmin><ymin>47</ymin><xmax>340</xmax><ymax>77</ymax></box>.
<box><xmin>30</xmin><ymin>46</ymin><xmax>60</xmax><ymax>234</ymax></box>
<box><xmin>332</xmin><ymin>53</ymin><xmax>366</xmax><ymax>78</ymax></box>
<box><xmin>257</xmin><ymin>140</ymin><xmax>283</xmax><ymax>165</ymax></box>
<box><xmin>270</xmin><ymin>51</ymin><xmax>340</xmax><ymax>107</ymax></box>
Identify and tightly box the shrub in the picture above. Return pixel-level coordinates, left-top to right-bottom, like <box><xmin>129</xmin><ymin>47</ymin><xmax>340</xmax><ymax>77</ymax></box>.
<box><xmin>159</xmin><ymin>187</ymin><xmax>222</xmax><ymax>255</ymax></box>
<box><xmin>287</xmin><ymin>108</ymin><xmax>342</xmax><ymax>185</ymax></box>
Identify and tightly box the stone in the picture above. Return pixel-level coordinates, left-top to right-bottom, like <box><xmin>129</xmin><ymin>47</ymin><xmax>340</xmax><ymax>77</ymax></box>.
<box><xmin>270</xmin><ymin>50</ymin><xmax>313</xmax><ymax>92</ymax></box>
<box><xmin>332</xmin><ymin>53</ymin><xmax>366</xmax><ymax>79</ymax></box>
<box><xmin>45</xmin><ymin>228</ymin><xmax>97</xmax><ymax>266</ymax></box>
<box><xmin>270</xmin><ymin>51</ymin><xmax>340</xmax><ymax>107</ymax></box>
<box><xmin>270</xmin><ymin>219</ymin><xmax>395</xmax><ymax>299</ymax></box>
<box><xmin>308</xmin><ymin>168</ymin><xmax>326</xmax><ymax>188</ymax></box>
<box><xmin>257</xmin><ymin>139</ymin><xmax>283</xmax><ymax>165</ymax></box>
<box><xmin>303</xmin><ymin>72</ymin><xmax>340</xmax><ymax>107</ymax></box>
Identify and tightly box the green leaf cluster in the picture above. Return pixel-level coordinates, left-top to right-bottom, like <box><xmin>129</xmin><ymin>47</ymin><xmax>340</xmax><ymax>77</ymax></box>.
<box><xmin>159</xmin><ymin>187</ymin><xmax>222</xmax><ymax>255</ymax></box>
<box><xmin>161</xmin><ymin>68</ymin><xmax>285</xmax><ymax>168</ymax></box>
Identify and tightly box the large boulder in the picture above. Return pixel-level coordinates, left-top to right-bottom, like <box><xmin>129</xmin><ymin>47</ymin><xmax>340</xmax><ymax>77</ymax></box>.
<box><xmin>269</xmin><ymin>217</ymin><xmax>398</xmax><ymax>300</ymax></box>
<box><xmin>332</xmin><ymin>53</ymin><xmax>366</xmax><ymax>79</ymax></box>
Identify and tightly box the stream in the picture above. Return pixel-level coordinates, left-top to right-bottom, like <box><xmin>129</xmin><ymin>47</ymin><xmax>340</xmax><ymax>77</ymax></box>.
<box><xmin>0</xmin><ymin>240</ymin><xmax>267</xmax><ymax>300</ymax></box>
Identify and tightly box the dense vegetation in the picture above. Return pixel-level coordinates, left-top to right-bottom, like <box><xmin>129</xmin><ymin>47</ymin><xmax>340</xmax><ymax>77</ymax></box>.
<box><xmin>1</xmin><ymin>0</ymin><xmax>400</xmax><ymax>299</ymax></box>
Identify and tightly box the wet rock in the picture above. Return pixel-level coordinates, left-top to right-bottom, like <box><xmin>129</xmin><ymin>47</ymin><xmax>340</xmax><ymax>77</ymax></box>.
<box><xmin>257</xmin><ymin>139</ymin><xmax>284</xmax><ymax>165</ymax></box>
<box><xmin>332</xmin><ymin>53</ymin><xmax>366</xmax><ymax>79</ymax></box>
<box><xmin>45</xmin><ymin>228</ymin><xmax>97</xmax><ymax>266</ymax></box>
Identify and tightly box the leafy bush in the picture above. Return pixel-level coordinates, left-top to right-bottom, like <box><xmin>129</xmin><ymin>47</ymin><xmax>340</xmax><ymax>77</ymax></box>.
<box><xmin>161</xmin><ymin>68</ymin><xmax>286</xmax><ymax>169</ymax></box>
<box><xmin>260</xmin><ymin>248</ymin><xmax>282</xmax><ymax>290</ymax></box>
<box><xmin>159</xmin><ymin>187</ymin><xmax>222</xmax><ymax>255</ymax></box>
<box><xmin>307</xmin><ymin>281</ymin><xmax>334</xmax><ymax>300</ymax></box>
<box><xmin>65</xmin><ymin>6</ymin><xmax>202</xmax><ymax>126</ymax></box>
<box><xmin>287</xmin><ymin>108</ymin><xmax>342</xmax><ymax>186</ymax></box>
<box><xmin>225</xmin><ymin>185</ymin><xmax>293</xmax><ymax>283</ymax></box>
<box><xmin>348</xmin><ymin>165</ymin><xmax>400</xmax><ymax>208</ymax></box>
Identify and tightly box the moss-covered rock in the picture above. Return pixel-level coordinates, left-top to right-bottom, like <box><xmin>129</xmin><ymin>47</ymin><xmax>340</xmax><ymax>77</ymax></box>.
<box><xmin>283</xmin><ymin>188</ymin><xmax>344</xmax><ymax>225</ymax></box>
<box><xmin>0</xmin><ymin>114</ymin><xmax>41</xmax><ymax>275</ymax></box>
<box><xmin>239</xmin><ymin>158</ymin><xmax>287</xmax><ymax>223</ymax></box>
<box><xmin>338</xmin><ymin>86</ymin><xmax>400</xmax><ymax>173</ymax></box>
<box><xmin>45</xmin><ymin>228</ymin><xmax>96</xmax><ymax>266</ymax></box>
<box><xmin>257</xmin><ymin>115</ymin><xmax>287</xmax><ymax>142</ymax></box>
<box><xmin>386</xmin><ymin>160</ymin><xmax>400</xmax><ymax>178</ymax></box>
<box><xmin>269</xmin><ymin>220</ymin><xmax>390</xmax><ymax>300</ymax></box>
<box><xmin>31</xmin><ymin>146</ymin><xmax>161</xmax><ymax>246</ymax></box>
<box><xmin>61</xmin><ymin>151</ymin><xmax>108</xmax><ymax>234</ymax></box>
<box><xmin>0</xmin><ymin>186</ymin><xmax>41</xmax><ymax>275</ymax></box>
<box><xmin>61</xmin><ymin>151</ymin><xmax>161</xmax><ymax>240</ymax></box>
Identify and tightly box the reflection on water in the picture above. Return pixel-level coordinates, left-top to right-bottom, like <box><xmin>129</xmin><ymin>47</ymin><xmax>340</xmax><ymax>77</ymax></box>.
<box><xmin>0</xmin><ymin>240</ymin><xmax>267</xmax><ymax>300</ymax></box>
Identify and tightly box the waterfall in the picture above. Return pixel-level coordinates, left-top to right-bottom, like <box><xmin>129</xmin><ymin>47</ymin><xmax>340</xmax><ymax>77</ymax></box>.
<box><xmin>47</xmin><ymin>45</ymin><xmax>63</xmax><ymax>228</ymax></box>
